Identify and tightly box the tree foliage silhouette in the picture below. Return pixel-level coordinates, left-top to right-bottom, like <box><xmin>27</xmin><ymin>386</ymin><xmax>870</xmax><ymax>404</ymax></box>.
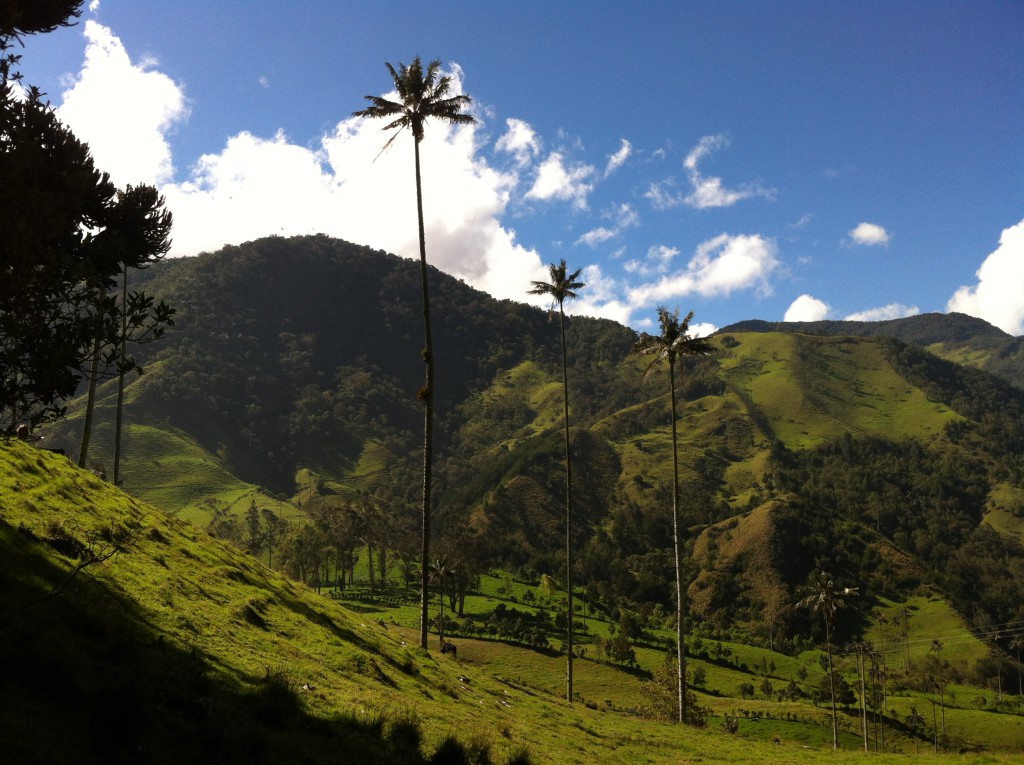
<box><xmin>1</xmin><ymin>1</ymin><xmax>174</xmax><ymax>435</ymax></box>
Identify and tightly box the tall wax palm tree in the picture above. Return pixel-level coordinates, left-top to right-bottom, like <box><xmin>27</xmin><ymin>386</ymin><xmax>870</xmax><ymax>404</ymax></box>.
<box><xmin>1010</xmin><ymin>634</ymin><xmax>1024</xmax><ymax>697</ymax></box>
<box><xmin>429</xmin><ymin>556</ymin><xmax>456</xmax><ymax>648</ymax></box>
<box><xmin>905</xmin><ymin>706</ymin><xmax>926</xmax><ymax>755</ymax></box>
<box><xmin>354</xmin><ymin>57</ymin><xmax>476</xmax><ymax>651</ymax></box>
<box><xmin>798</xmin><ymin>571</ymin><xmax>857</xmax><ymax>749</ymax></box>
<box><xmin>929</xmin><ymin>638</ymin><xmax>946</xmax><ymax>744</ymax></box>
<box><xmin>528</xmin><ymin>259</ymin><xmax>585</xmax><ymax>704</ymax></box>
<box><xmin>632</xmin><ymin>307</ymin><xmax>711</xmax><ymax>724</ymax></box>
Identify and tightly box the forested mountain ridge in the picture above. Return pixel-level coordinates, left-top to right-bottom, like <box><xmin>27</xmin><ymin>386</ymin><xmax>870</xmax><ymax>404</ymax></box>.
<box><xmin>45</xmin><ymin>235</ymin><xmax>1024</xmax><ymax>647</ymax></box>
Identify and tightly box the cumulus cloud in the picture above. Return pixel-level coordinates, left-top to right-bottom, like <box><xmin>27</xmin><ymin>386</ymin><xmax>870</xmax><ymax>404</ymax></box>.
<box><xmin>847</xmin><ymin>222</ymin><xmax>890</xmax><ymax>246</ymax></box>
<box><xmin>844</xmin><ymin>303</ymin><xmax>919</xmax><ymax>322</ymax></box>
<box><xmin>576</xmin><ymin>227</ymin><xmax>616</xmax><ymax>247</ymax></box>
<box><xmin>628</xmin><ymin>233</ymin><xmax>780</xmax><ymax>306</ymax></box>
<box><xmin>681</xmin><ymin>135</ymin><xmax>775</xmax><ymax>209</ymax></box>
<box><xmin>525</xmin><ymin>151</ymin><xmax>595</xmax><ymax>209</ymax></box>
<box><xmin>52</xmin><ymin>24</ymin><xmax>553</xmax><ymax>302</ymax></box>
<box><xmin>571</xmin><ymin>264</ymin><xmax>632</xmax><ymax>325</ymax></box>
<box><xmin>604</xmin><ymin>139</ymin><xmax>632</xmax><ymax>177</ymax></box>
<box><xmin>495</xmin><ymin>118</ymin><xmax>541</xmax><ymax>167</ymax></box>
<box><xmin>56</xmin><ymin>21</ymin><xmax>188</xmax><ymax>185</ymax></box>
<box><xmin>947</xmin><ymin>219</ymin><xmax>1024</xmax><ymax>335</ymax></box>
<box><xmin>690</xmin><ymin>322</ymin><xmax>718</xmax><ymax>338</ymax></box>
<box><xmin>784</xmin><ymin>294</ymin><xmax>830</xmax><ymax>322</ymax></box>
<box><xmin>623</xmin><ymin>244</ymin><xmax>678</xmax><ymax>277</ymax></box>
<box><xmin>46</xmin><ymin>22</ymin><xmax>787</xmax><ymax>329</ymax></box>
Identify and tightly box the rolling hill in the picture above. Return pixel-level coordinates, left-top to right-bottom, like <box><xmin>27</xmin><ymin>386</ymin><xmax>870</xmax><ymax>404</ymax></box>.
<box><xmin>36</xmin><ymin>235</ymin><xmax>1024</xmax><ymax>716</ymax></box>
<box><xmin>3</xmin><ymin>439</ymin><xmax>1024</xmax><ymax>762</ymax></box>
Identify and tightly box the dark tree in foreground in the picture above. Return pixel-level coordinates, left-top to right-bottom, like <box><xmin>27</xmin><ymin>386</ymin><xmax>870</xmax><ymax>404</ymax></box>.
<box><xmin>1</xmin><ymin>1</ymin><xmax>152</xmax><ymax>431</ymax></box>
<box><xmin>529</xmin><ymin>259</ymin><xmax>585</xmax><ymax>703</ymax></box>
<box><xmin>77</xmin><ymin>184</ymin><xmax>174</xmax><ymax>470</ymax></box>
<box><xmin>632</xmin><ymin>307</ymin><xmax>712</xmax><ymax>724</ymax></box>
<box><xmin>353</xmin><ymin>57</ymin><xmax>476</xmax><ymax>651</ymax></box>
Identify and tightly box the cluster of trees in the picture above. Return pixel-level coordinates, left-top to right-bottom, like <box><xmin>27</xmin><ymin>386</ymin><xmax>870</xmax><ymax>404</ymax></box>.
<box><xmin>1</xmin><ymin>1</ymin><xmax>175</xmax><ymax>477</ymax></box>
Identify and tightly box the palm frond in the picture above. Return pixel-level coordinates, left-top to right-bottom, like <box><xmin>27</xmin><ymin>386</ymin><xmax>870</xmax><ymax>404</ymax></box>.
<box><xmin>354</xmin><ymin>56</ymin><xmax>476</xmax><ymax>147</ymax></box>
<box><xmin>528</xmin><ymin>260</ymin><xmax>585</xmax><ymax>306</ymax></box>
<box><xmin>632</xmin><ymin>306</ymin><xmax>711</xmax><ymax>384</ymax></box>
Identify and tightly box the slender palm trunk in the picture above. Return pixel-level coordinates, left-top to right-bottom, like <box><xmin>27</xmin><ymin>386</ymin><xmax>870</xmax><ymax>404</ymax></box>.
<box><xmin>558</xmin><ymin>306</ymin><xmax>574</xmax><ymax>703</ymax></box>
<box><xmin>113</xmin><ymin>267</ymin><xmax>128</xmax><ymax>484</ymax></box>
<box><xmin>827</xmin><ymin>637</ymin><xmax>838</xmax><ymax>749</ymax></box>
<box><xmin>438</xmin><ymin>570</ymin><xmax>445</xmax><ymax>646</ymax></box>
<box><xmin>78</xmin><ymin>297</ymin><xmax>104</xmax><ymax>469</ymax></box>
<box><xmin>859</xmin><ymin>652</ymin><xmax>868</xmax><ymax>751</ymax></box>
<box><xmin>413</xmin><ymin>137</ymin><xmax>436</xmax><ymax>652</ymax></box>
<box><xmin>668</xmin><ymin>360</ymin><xmax>687</xmax><ymax>724</ymax></box>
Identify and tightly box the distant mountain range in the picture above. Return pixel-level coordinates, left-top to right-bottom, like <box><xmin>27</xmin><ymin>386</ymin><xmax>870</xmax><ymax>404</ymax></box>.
<box><xmin>45</xmin><ymin>235</ymin><xmax>1024</xmax><ymax>643</ymax></box>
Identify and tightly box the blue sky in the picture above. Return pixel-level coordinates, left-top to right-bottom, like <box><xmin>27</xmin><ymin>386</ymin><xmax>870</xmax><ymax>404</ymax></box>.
<box><xmin>18</xmin><ymin>0</ymin><xmax>1024</xmax><ymax>335</ymax></box>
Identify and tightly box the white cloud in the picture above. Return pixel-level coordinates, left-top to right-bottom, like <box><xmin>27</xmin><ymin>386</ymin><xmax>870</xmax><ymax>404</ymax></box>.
<box><xmin>571</xmin><ymin>265</ymin><xmax>633</xmax><ymax>325</ymax></box>
<box><xmin>604</xmin><ymin>139</ymin><xmax>632</xmax><ymax>177</ymax></box>
<box><xmin>644</xmin><ymin>179</ymin><xmax>684</xmax><ymax>210</ymax></box>
<box><xmin>495</xmin><ymin>118</ymin><xmax>541</xmax><ymax>168</ymax></box>
<box><xmin>525</xmin><ymin>151</ymin><xmax>595</xmax><ymax>209</ymax></box>
<box><xmin>947</xmin><ymin>219</ymin><xmax>1024</xmax><ymax>335</ymax></box>
<box><xmin>691</xmin><ymin>322</ymin><xmax>718</xmax><ymax>338</ymax></box>
<box><xmin>681</xmin><ymin>135</ymin><xmax>775</xmax><ymax>209</ymax></box>
<box><xmin>844</xmin><ymin>303</ymin><xmax>919</xmax><ymax>322</ymax></box>
<box><xmin>784</xmin><ymin>294</ymin><xmax>830</xmax><ymax>322</ymax></box>
<box><xmin>848</xmin><ymin>222</ymin><xmax>890</xmax><ymax>246</ymax></box>
<box><xmin>575</xmin><ymin>203</ymin><xmax>638</xmax><ymax>247</ymax></box>
<box><xmin>628</xmin><ymin>233</ymin><xmax>780</xmax><ymax>306</ymax></box>
<box><xmin>576</xmin><ymin>227</ymin><xmax>616</xmax><ymax>247</ymax></box>
<box><xmin>52</xmin><ymin>25</ymin><xmax>551</xmax><ymax>303</ymax></box>
<box><xmin>56</xmin><ymin>21</ymin><xmax>188</xmax><ymax>186</ymax></box>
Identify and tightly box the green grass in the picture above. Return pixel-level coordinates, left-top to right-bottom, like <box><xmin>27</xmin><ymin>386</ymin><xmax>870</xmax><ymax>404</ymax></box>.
<box><xmin>5</xmin><ymin>440</ymin><xmax>1021</xmax><ymax>762</ymax></box>
<box><xmin>716</xmin><ymin>333</ymin><xmax>959</xmax><ymax>449</ymax></box>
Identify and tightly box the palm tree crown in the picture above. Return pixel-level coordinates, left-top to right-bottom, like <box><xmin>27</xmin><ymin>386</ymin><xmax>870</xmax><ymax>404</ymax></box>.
<box><xmin>353</xmin><ymin>57</ymin><xmax>475</xmax><ymax>150</ymax></box>
<box><xmin>633</xmin><ymin>307</ymin><xmax>713</xmax><ymax>376</ymax></box>
<box><xmin>528</xmin><ymin>259</ymin><xmax>585</xmax><ymax>307</ymax></box>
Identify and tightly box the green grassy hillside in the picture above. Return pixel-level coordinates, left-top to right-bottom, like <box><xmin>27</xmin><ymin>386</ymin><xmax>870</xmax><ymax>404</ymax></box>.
<box><xmin>3</xmin><ymin>438</ymin><xmax>1023</xmax><ymax>763</ymax></box>
<box><xmin>8</xmin><ymin>440</ymin><xmax>1015</xmax><ymax>761</ymax></box>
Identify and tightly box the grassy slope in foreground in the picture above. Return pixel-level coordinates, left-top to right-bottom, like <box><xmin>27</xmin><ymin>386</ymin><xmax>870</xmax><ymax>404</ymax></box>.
<box><xmin>2</xmin><ymin>440</ymin><xmax>1021</xmax><ymax>765</ymax></box>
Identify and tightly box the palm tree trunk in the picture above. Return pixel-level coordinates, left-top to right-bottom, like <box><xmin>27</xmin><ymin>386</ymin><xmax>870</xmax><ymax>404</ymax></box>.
<box><xmin>113</xmin><ymin>266</ymin><xmax>128</xmax><ymax>484</ymax></box>
<box><xmin>413</xmin><ymin>137</ymin><xmax>436</xmax><ymax>652</ymax></box>
<box><xmin>668</xmin><ymin>360</ymin><xmax>686</xmax><ymax>724</ymax></box>
<box><xmin>438</xmin><ymin>570</ymin><xmax>445</xmax><ymax>647</ymax></box>
<box><xmin>559</xmin><ymin>306</ymin><xmax>574</xmax><ymax>704</ymax></box>
<box><xmin>827</xmin><ymin>638</ymin><xmax>838</xmax><ymax>749</ymax></box>
<box><xmin>859</xmin><ymin>652</ymin><xmax>868</xmax><ymax>752</ymax></box>
<box><xmin>78</xmin><ymin>301</ymin><xmax>104</xmax><ymax>469</ymax></box>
